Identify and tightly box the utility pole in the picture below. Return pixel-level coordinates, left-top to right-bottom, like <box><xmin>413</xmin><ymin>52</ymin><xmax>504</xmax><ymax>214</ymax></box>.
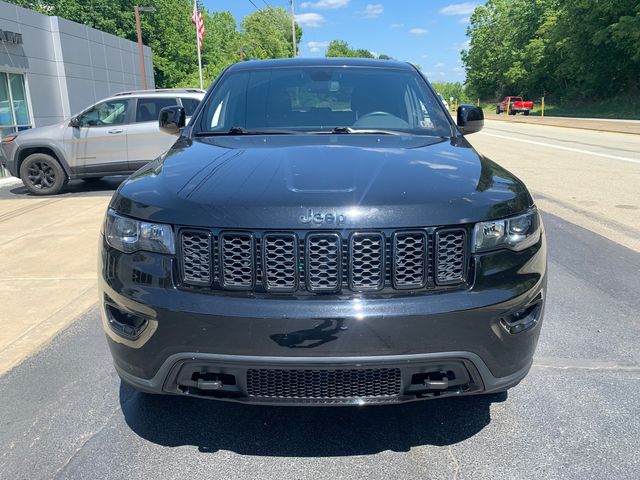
<box><xmin>290</xmin><ymin>0</ymin><xmax>297</xmax><ymax>57</ymax></box>
<box><xmin>134</xmin><ymin>6</ymin><xmax>156</xmax><ymax>90</ymax></box>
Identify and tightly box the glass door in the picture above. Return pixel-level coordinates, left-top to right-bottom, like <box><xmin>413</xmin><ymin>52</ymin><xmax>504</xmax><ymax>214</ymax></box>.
<box><xmin>0</xmin><ymin>72</ymin><xmax>33</xmax><ymax>177</ymax></box>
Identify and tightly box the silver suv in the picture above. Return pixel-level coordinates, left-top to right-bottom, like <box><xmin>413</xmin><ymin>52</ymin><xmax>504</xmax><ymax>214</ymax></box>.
<box><xmin>0</xmin><ymin>89</ymin><xmax>204</xmax><ymax>195</ymax></box>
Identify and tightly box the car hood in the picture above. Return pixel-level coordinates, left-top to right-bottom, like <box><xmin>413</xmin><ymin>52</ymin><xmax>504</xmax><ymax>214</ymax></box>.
<box><xmin>14</xmin><ymin>121</ymin><xmax>68</xmax><ymax>142</ymax></box>
<box><xmin>111</xmin><ymin>134</ymin><xmax>532</xmax><ymax>229</ymax></box>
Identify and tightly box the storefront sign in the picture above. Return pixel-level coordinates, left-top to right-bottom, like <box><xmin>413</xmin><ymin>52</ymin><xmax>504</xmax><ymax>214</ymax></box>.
<box><xmin>0</xmin><ymin>30</ymin><xmax>23</xmax><ymax>45</ymax></box>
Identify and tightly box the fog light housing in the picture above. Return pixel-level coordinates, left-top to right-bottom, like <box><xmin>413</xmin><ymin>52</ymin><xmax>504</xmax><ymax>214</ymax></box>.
<box><xmin>500</xmin><ymin>295</ymin><xmax>543</xmax><ymax>334</ymax></box>
<box><xmin>105</xmin><ymin>304</ymin><xmax>149</xmax><ymax>339</ymax></box>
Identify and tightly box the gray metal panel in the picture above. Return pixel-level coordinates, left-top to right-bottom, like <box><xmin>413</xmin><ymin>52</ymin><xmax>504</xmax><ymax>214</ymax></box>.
<box><xmin>89</xmin><ymin>43</ymin><xmax>107</xmax><ymax>69</ymax></box>
<box><xmin>63</xmin><ymin>61</ymin><xmax>94</xmax><ymax>81</ymax></box>
<box><xmin>16</xmin><ymin>4</ymin><xmax>50</xmax><ymax>29</ymax></box>
<box><xmin>0</xmin><ymin>1</ymin><xmax>18</xmax><ymax>22</ymax></box>
<box><xmin>65</xmin><ymin>77</ymin><xmax>99</xmax><ymax>113</ymax></box>
<box><xmin>92</xmin><ymin>67</ymin><xmax>109</xmax><ymax>82</ymax></box>
<box><xmin>26</xmin><ymin>73</ymin><xmax>66</xmax><ymax>118</ymax></box>
<box><xmin>59</xmin><ymin>32</ymin><xmax>91</xmax><ymax>66</ymax></box>
<box><xmin>86</xmin><ymin>27</ymin><xmax>104</xmax><ymax>45</ymax></box>
<box><xmin>16</xmin><ymin>24</ymin><xmax>57</xmax><ymax>61</ymax></box>
<box><xmin>57</xmin><ymin>17</ymin><xmax>88</xmax><ymax>40</ymax></box>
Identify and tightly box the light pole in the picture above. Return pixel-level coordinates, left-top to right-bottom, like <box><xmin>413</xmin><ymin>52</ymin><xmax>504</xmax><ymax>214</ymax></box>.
<box><xmin>290</xmin><ymin>0</ymin><xmax>296</xmax><ymax>57</ymax></box>
<box><xmin>134</xmin><ymin>6</ymin><xmax>156</xmax><ymax>90</ymax></box>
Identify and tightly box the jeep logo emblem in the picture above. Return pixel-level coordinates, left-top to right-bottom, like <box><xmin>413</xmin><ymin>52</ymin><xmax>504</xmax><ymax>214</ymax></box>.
<box><xmin>299</xmin><ymin>209</ymin><xmax>346</xmax><ymax>225</ymax></box>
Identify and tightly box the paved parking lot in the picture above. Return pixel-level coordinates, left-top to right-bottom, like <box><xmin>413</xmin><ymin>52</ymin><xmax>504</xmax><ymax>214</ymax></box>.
<box><xmin>0</xmin><ymin>121</ymin><xmax>639</xmax><ymax>479</ymax></box>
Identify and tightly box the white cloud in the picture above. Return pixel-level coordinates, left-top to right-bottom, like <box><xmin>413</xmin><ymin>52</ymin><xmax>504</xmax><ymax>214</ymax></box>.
<box><xmin>458</xmin><ymin>16</ymin><xmax>470</xmax><ymax>24</ymax></box>
<box><xmin>307</xmin><ymin>41</ymin><xmax>330</xmax><ymax>53</ymax></box>
<box><xmin>409</xmin><ymin>28</ymin><xmax>428</xmax><ymax>35</ymax></box>
<box><xmin>439</xmin><ymin>2</ymin><xmax>479</xmax><ymax>16</ymax></box>
<box><xmin>421</xmin><ymin>54</ymin><xmax>429</xmax><ymax>59</ymax></box>
<box><xmin>359</xmin><ymin>4</ymin><xmax>383</xmax><ymax>18</ymax></box>
<box><xmin>390</xmin><ymin>23</ymin><xmax>404</xmax><ymax>28</ymax></box>
<box><xmin>295</xmin><ymin>13</ymin><xmax>326</xmax><ymax>27</ymax></box>
<box><xmin>451</xmin><ymin>39</ymin><xmax>471</xmax><ymax>50</ymax></box>
<box><xmin>434</xmin><ymin>62</ymin><xmax>445</xmax><ymax>68</ymax></box>
<box><xmin>300</xmin><ymin>0</ymin><xmax>350</xmax><ymax>9</ymax></box>
<box><xmin>426</xmin><ymin>71</ymin><xmax>446</xmax><ymax>77</ymax></box>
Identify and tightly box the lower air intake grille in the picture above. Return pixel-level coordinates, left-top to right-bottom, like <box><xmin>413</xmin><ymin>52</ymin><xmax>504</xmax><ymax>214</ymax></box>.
<box><xmin>435</xmin><ymin>229</ymin><xmax>467</xmax><ymax>285</ymax></box>
<box><xmin>246</xmin><ymin>368</ymin><xmax>402</xmax><ymax>399</ymax></box>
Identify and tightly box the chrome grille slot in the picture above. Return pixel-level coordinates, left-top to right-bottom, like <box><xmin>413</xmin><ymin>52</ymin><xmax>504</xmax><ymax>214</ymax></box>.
<box><xmin>435</xmin><ymin>229</ymin><xmax>467</xmax><ymax>285</ymax></box>
<box><xmin>263</xmin><ymin>234</ymin><xmax>298</xmax><ymax>292</ymax></box>
<box><xmin>350</xmin><ymin>233</ymin><xmax>385</xmax><ymax>291</ymax></box>
<box><xmin>306</xmin><ymin>233</ymin><xmax>341</xmax><ymax>292</ymax></box>
<box><xmin>180</xmin><ymin>230</ymin><xmax>212</xmax><ymax>286</ymax></box>
<box><xmin>220</xmin><ymin>232</ymin><xmax>254</xmax><ymax>289</ymax></box>
<box><xmin>246</xmin><ymin>368</ymin><xmax>402</xmax><ymax>399</ymax></box>
<box><xmin>393</xmin><ymin>231</ymin><xmax>427</xmax><ymax>289</ymax></box>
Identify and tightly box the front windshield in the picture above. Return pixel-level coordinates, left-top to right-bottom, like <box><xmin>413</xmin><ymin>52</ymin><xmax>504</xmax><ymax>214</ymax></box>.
<box><xmin>196</xmin><ymin>66</ymin><xmax>452</xmax><ymax>136</ymax></box>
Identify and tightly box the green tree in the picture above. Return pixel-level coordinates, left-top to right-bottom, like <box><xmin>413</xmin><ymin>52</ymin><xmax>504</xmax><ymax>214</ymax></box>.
<box><xmin>240</xmin><ymin>7</ymin><xmax>301</xmax><ymax>60</ymax></box>
<box><xmin>430</xmin><ymin>82</ymin><xmax>470</xmax><ymax>104</ymax></box>
<box><xmin>325</xmin><ymin>40</ymin><xmax>387</xmax><ymax>59</ymax></box>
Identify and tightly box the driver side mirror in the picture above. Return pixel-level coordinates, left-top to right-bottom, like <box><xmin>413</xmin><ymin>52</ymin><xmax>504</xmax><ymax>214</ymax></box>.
<box><xmin>69</xmin><ymin>116</ymin><xmax>80</xmax><ymax>128</ymax></box>
<box><xmin>457</xmin><ymin>105</ymin><xmax>484</xmax><ymax>135</ymax></box>
<box><xmin>159</xmin><ymin>106</ymin><xmax>186</xmax><ymax>135</ymax></box>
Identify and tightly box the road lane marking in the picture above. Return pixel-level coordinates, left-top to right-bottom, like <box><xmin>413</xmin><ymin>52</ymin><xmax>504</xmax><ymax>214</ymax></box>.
<box><xmin>477</xmin><ymin>131</ymin><xmax>640</xmax><ymax>165</ymax></box>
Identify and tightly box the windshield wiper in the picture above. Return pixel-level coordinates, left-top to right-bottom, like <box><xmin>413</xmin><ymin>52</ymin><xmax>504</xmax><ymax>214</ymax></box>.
<box><xmin>195</xmin><ymin>127</ymin><xmax>299</xmax><ymax>136</ymax></box>
<box><xmin>321</xmin><ymin>127</ymin><xmax>406</xmax><ymax>135</ymax></box>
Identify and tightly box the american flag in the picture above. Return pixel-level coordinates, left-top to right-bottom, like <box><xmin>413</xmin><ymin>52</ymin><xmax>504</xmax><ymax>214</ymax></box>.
<box><xmin>191</xmin><ymin>0</ymin><xmax>205</xmax><ymax>51</ymax></box>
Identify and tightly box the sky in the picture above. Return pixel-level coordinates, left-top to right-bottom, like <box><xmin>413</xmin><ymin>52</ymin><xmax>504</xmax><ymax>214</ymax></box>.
<box><xmin>200</xmin><ymin>1</ymin><xmax>479</xmax><ymax>82</ymax></box>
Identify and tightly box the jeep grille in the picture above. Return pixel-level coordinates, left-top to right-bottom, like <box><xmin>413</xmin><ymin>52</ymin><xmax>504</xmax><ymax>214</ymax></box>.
<box><xmin>178</xmin><ymin>228</ymin><xmax>469</xmax><ymax>295</ymax></box>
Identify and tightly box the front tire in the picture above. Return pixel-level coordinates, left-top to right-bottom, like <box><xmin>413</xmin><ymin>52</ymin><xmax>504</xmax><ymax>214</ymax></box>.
<box><xmin>496</xmin><ymin>106</ymin><xmax>501</xmax><ymax>114</ymax></box>
<box><xmin>523</xmin><ymin>110</ymin><xmax>530</xmax><ymax>116</ymax></box>
<box><xmin>19</xmin><ymin>153</ymin><xmax>67</xmax><ymax>195</ymax></box>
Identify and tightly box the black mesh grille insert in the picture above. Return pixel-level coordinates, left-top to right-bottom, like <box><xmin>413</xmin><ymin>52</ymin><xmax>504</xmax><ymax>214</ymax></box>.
<box><xmin>306</xmin><ymin>233</ymin><xmax>341</xmax><ymax>292</ymax></box>
<box><xmin>393</xmin><ymin>231</ymin><xmax>427</xmax><ymax>289</ymax></box>
<box><xmin>180</xmin><ymin>230</ymin><xmax>212</xmax><ymax>285</ymax></box>
<box><xmin>246</xmin><ymin>368</ymin><xmax>402</xmax><ymax>399</ymax></box>
<box><xmin>220</xmin><ymin>232</ymin><xmax>254</xmax><ymax>288</ymax></box>
<box><xmin>435</xmin><ymin>229</ymin><xmax>467</xmax><ymax>285</ymax></box>
<box><xmin>263</xmin><ymin>234</ymin><xmax>298</xmax><ymax>292</ymax></box>
<box><xmin>350</xmin><ymin>233</ymin><xmax>385</xmax><ymax>291</ymax></box>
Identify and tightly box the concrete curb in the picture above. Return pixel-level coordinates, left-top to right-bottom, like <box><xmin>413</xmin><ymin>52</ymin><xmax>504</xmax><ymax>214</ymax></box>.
<box><xmin>484</xmin><ymin>114</ymin><xmax>640</xmax><ymax>135</ymax></box>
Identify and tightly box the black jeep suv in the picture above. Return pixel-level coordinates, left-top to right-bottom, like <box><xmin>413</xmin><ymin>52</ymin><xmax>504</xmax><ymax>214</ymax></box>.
<box><xmin>100</xmin><ymin>58</ymin><xmax>546</xmax><ymax>405</ymax></box>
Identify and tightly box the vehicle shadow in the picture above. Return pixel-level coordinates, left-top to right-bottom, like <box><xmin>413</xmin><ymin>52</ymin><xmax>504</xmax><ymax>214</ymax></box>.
<box><xmin>119</xmin><ymin>382</ymin><xmax>506</xmax><ymax>456</ymax></box>
<box><xmin>6</xmin><ymin>176</ymin><xmax>127</xmax><ymax>198</ymax></box>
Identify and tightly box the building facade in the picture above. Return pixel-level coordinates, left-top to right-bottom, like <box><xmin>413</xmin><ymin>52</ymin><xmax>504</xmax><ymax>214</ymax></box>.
<box><xmin>0</xmin><ymin>1</ymin><xmax>154</xmax><ymax>177</ymax></box>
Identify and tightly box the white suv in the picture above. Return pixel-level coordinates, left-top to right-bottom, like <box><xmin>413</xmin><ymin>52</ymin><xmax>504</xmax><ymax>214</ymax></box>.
<box><xmin>0</xmin><ymin>89</ymin><xmax>204</xmax><ymax>195</ymax></box>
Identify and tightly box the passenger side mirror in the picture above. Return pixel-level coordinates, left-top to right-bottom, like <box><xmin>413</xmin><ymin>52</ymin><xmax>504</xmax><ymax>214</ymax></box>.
<box><xmin>159</xmin><ymin>106</ymin><xmax>186</xmax><ymax>135</ymax></box>
<box><xmin>457</xmin><ymin>105</ymin><xmax>484</xmax><ymax>135</ymax></box>
<box><xmin>69</xmin><ymin>116</ymin><xmax>80</xmax><ymax>128</ymax></box>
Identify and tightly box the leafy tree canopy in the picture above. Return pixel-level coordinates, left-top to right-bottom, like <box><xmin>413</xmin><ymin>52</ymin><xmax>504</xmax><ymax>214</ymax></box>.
<box><xmin>325</xmin><ymin>40</ymin><xmax>390</xmax><ymax>60</ymax></box>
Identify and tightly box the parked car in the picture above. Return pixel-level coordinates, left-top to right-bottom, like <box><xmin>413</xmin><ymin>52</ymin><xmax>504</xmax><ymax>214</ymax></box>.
<box><xmin>100</xmin><ymin>58</ymin><xmax>546</xmax><ymax>406</ymax></box>
<box><xmin>0</xmin><ymin>89</ymin><xmax>205</xmax><ymax>195</ymax></box>
<box><xmin>496</xmin><ymin>96</ymin><xmax>534</xmax><ymax>115</ymax></box>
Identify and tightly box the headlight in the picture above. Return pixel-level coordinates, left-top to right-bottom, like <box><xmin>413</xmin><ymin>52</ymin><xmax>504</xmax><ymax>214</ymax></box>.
<box><xmin>105</xmin><ymin>209</ymin><xmax>175</xmax><ymax>255</ymax></box>
<box><xmin>473</xmin><ymin>208</ymin><xmax>541</xmax><ymax>252</ymax></box>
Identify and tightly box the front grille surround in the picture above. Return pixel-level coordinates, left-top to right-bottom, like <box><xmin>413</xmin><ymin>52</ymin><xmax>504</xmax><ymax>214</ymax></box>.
<box><xmin>179</xmin><ymin>229</ymin><xmax>212</xmax><ymax>286</ymax></box>
<box><xmin>178</xmin><ymin>226</ymin><xmax>470</xmax><ymax>295</ymax></box>
<box><xmin>392</xmin><ymin>231</ymin><xmax>428</xmax><ymax>290</ymax></box>
<box><xmin>219</xmin><ymin>232</ymin><xmax>255</xmax><ymax>290</ymax></box>
<box><xmin>349</xmin><ymin>232</ymin><xmax>385</xmax><ymax>292</ymax></box>
<box><xmin>306</xmin><ymin>233</ymin><xmax>342</xmax><ymax>292</ymax></box>
<box><xmin>262</xmin><ymin>233</ymin><xmax>299</xmax><ymax>293</ymax></box>
<box><xmin>435</xmin><ymin>228</ymin><xmax>468</xmax><ymax>285</ymax></box>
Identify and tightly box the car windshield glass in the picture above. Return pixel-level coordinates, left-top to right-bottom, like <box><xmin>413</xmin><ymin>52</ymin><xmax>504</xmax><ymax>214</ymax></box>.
<box><xmin>196</xmin><ymin>66</ymin><xmax>452</xmax><ymax>136</ymax></box>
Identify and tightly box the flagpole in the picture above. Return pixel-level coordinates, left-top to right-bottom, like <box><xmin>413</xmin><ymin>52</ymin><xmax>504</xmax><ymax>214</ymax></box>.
<box><xmin>194</xmin><ymin>0</ymin><xmax>203</xmax><ymax>90</ymax></box>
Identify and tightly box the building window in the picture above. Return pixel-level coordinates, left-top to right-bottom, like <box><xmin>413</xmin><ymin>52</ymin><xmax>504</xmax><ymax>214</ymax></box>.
<box><xmin>0</xmin><ymin>72</ymin><xmax>32</xmax><ymax>138</ymax></box>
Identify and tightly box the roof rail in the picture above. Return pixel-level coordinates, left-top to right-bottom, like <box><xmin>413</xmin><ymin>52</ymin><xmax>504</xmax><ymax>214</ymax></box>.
<box><xmin>112</xmin><ymin>88</ymin><xmax>206</xmax><ymax>97</ymax></box>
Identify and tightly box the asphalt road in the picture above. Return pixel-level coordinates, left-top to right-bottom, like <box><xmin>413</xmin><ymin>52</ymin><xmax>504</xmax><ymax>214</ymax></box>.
<box><xmin>1</xmin><ymin>123</ymin><xmax>640</xmax><ymax>479</ymax></box>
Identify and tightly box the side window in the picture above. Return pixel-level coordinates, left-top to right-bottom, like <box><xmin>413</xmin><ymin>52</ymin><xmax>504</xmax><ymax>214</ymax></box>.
<box><xmin>79</xmin><ymin>100</ymin><xmax>129</xmax><ymax>127</ymax></box>
<box><xmin>135</xmin><ymin>97</ymin><xmax>179</xmax><ymax>123</ymax></box>
<box><xmin>180</xmin><ymin>97</ymin><xmax>200</xmax><ymax>116</ymax></box>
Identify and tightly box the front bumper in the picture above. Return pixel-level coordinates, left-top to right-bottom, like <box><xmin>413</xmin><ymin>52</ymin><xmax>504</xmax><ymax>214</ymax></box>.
<box><xmin>99</xmin><ymin>233</ymin><xmax>547</xmax><ymax>405</ymax></box>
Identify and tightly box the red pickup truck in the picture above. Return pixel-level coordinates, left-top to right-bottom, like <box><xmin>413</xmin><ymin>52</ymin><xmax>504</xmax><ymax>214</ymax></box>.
<box><xmin>496</xmin><ymin>96</ymin><xmax>534</xmax><ymax>115</ymax></box>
